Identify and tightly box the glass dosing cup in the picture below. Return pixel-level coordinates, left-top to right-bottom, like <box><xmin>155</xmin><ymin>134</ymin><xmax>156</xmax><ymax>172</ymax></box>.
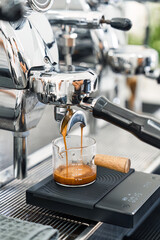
<box><xmin>52</xmin><ymin>135</ymin><xmax>96</xmax><ymax>187</ymax></box>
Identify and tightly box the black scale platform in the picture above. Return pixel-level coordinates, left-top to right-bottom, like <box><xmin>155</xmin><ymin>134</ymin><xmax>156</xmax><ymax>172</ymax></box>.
<box><xmin>26</xmin><ymin>167</ymin><xmax>160</xmax><ymax>228</ymax></box>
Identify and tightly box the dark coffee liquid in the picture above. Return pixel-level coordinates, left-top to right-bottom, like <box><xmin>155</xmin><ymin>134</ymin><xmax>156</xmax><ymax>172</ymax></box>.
<box><xmin>81</xmin><ymin>126</ymin><xmax>83</xmax><ymax>157</ymax></box>
<box><xmin>61</xmin><ymin>108</ymin><xmax>73</xmax><ymax>176</ymax></box>
<box><xmin>54</xmin><ymin>164</ymin><xmax>96</xmax><ymax>185</ymax></box>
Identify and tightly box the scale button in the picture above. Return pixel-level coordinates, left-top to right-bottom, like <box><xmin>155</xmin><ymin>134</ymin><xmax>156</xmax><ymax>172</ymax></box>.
<box><xmin>122</xmin><ymin>203</ymin><xmax>130</xmax><ymax>208</ymax></box>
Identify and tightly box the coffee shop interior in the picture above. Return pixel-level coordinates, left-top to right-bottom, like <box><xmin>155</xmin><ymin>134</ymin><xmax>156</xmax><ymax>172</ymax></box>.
<box><xmin>0</xmin><ymin>0</ymin><xmax>160</xmax><ymax>239</ymax></box>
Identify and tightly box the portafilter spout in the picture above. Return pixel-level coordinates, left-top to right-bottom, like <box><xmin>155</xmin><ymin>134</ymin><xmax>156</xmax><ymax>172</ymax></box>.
<box><xmin>60</xmin><ymin>109</ymin><xmax>87</xmax><ymax>136</ymax></box>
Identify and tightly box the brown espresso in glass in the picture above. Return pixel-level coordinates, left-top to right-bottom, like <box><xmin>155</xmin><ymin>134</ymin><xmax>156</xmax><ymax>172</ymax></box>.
<box><xmin>54</xmin><ymin>108</ymin><xmax>96</xmax><ymax>186</ymax></box>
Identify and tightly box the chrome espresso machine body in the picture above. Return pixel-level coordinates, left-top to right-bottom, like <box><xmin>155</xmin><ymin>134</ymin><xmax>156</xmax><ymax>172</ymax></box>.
<box><xmin>0</xmin><ymin>0</ymin><xmax>58</xmax><ymax>179</ymax></box>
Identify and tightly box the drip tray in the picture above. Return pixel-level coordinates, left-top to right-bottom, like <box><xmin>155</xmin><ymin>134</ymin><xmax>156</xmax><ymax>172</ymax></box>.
<box><xmin>26</xmin><ymin>167</ymin><xmax>160</xmax><ymax>228</ymax></box>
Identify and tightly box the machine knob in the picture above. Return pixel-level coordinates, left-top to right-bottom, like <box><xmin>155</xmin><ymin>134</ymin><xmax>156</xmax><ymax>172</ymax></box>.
<box><xmin>101</xmin><ymin>17</ymin><xmax>132</xmax><ymax>31</ymax></box>
<box><xmin>28</xmin><ymin>0</ymin><xmax>53</xmax><ymax>12</ymax></box>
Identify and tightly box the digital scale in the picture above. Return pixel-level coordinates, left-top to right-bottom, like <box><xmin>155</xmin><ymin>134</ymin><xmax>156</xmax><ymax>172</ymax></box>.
<box><xmin>26</xmin><ymin>167</ymin><xmax>160</xmax><ymax>228</ymax></box>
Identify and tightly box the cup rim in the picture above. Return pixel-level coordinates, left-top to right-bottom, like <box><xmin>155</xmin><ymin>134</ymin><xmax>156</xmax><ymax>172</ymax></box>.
<box><xmin>52</xmin><ymin>135</ymin><xmax>96</xmax><ymax>152</ymax></box>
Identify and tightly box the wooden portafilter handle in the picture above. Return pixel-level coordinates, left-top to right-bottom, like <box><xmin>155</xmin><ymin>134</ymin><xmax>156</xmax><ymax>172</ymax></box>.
<box><xmin>94</xmin><ymin>154</ymin><xmax>131</xmax><ymax>173</ymax></box>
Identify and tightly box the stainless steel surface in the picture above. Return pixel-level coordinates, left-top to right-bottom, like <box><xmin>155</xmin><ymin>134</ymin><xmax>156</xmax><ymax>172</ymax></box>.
<box><xmin>47</xmin><ymin>9</ymin><xmax>131</xmax><ymax>31</ymax></box>
<box><xmin>75</xmin><ymin>222</ymin><xmax>103</xmax><ymax>240</ymax></box>
<box><xmin>60</xmin><ymin>110</ymin><xmax>87</xmax><ymax>135</ymax></box>
<box><xmin>80</xmin><ymin>97</ymin><xmax>97</xmax><ymax>111</ymax></box>
<box><xmin>30</xmin><ymin>65</ymin><xmax>98</xmax><ymax>106</ymax></box>
<box><xmin>54</xmin><ymin>106</ymin><xmax>68</xmax><ymax>122</ymax></box>
<box><xmin>47</xmin><ymin>10</ymin><xmax>104</xmax><ymax>29</ymax></box>
<box><xmin>0</xmin><ymin>11</ymin><xmax>58</xmax><ymax>89</ymax></box>
<box><xmin>13</xmin><ymin>132</ymin><xmax>29</xmax><ymax>179</ymax></box>
<box><xmin>108</xmin><ymin>45</ymin><xmax>159</xmax><ymax>76</ymax></box>
<box><xmin>87</xmin><ymin>0</ymin><xmax>121</xmax><ymax>7</ymax></box>
<box><xmin>28</xmin><ymin>0</ymin><xmax>53</xmax><ymax>12</ymax></box>
<box><xmin>0</xmin><ymin>142</ymin><xmax>53</xmax><ymax>186</ymax></box>
<box><xmin>0</xmin><ymin>90</ymin><xmax>45</xmax><ymax>132</ymax></box>
<box><xmin>0</xmin><ymin>158</ymin><xmax>97</xmax><ymax>240</ymax></box>
<box><xmin>58</xmin><ymin>25</ymin><xmax>77</xmax><ymax>66</ymax></box>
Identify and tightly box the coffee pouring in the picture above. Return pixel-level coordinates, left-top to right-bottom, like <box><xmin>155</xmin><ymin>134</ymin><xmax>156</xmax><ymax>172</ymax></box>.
<box><xmin>52</xmin><ymin>134</ymin><xmax>131</xmax><ymax>187</ymax></box>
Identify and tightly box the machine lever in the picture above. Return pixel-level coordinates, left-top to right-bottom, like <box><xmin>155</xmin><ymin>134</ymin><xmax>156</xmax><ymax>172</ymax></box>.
<box><xmin>101</xmin><ymin>17</ymin><xmax>132</xmax><ymax>31</ymax></box>
<box><xmin>47</xmin><ymin>11</ymin><xmax>132</xmax><ymax>31</ymax></box>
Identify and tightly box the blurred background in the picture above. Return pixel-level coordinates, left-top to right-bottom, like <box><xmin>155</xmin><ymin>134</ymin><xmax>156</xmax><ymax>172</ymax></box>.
<box><xmin>126</xmin><ymin>1</ymin><xmax>160</xmax><ymax>113</ymax></box>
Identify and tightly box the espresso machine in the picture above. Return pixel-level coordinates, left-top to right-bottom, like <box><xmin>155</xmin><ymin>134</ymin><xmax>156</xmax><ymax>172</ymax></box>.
<box><xmin>49</xmin><ymin>0</ymin><xmax>127</xmax><ymax>103</ymax></box>
<box><xmin>0</xmin><ymin>1</ymin><xmax>160</xmax><ymax>239</ymax></box>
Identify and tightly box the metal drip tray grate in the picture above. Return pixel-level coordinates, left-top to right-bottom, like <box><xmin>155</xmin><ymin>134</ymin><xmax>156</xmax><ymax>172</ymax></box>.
<box><xmin>0</xmin><ymin>159</ymin><xmax>97</xmax><ymax>240</ymax></box>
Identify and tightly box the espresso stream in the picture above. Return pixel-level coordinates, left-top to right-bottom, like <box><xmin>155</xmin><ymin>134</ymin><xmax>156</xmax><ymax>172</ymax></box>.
<box><xmin>54</xmin><ymin>108</ymin><xmax>96</xmax><ymax>185</ymax></box>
